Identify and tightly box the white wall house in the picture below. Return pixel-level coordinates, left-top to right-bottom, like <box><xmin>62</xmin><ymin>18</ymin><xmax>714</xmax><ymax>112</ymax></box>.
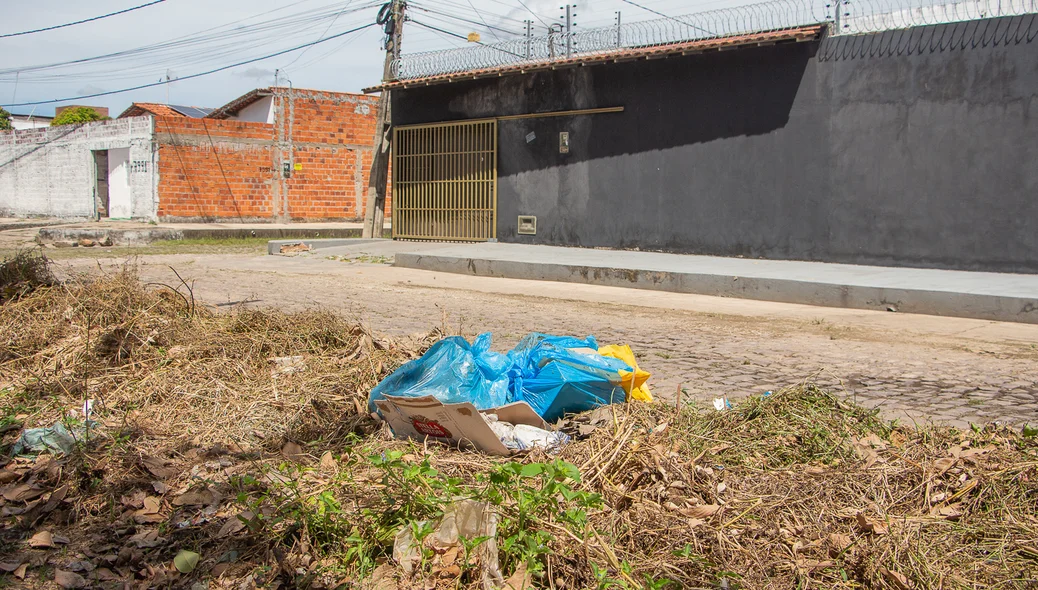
<box><xmin>10</xmin><ymin>114</ymin><xmax>54</xmax><ymax>131</ymax></box>
<box><xmin>0</xmin><ymin>117</ymin><xmax>158</xmax><ymax>220</ymax></box>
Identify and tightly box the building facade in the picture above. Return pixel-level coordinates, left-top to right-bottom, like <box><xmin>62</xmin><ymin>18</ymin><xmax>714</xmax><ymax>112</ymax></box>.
<box><xmin>0</xmin><ymin>87</ymin><xmax>386</xmax><ymax>222</ymax></box>
<box><xmin>380</xmin><ymin>14</ymin><xmax>1038</xmax><ymax>273</ymax></box>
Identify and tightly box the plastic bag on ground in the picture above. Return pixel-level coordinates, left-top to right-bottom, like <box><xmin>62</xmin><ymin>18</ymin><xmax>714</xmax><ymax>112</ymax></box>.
<box><xmin>393</xmin><ymin>500</ymin><xmax>503</xmax><ymax>589</ymax></box>
<box><xmin>369</xmin><ymin>333</ymin><xmax>512</xmax><ymax>414</ymax></box>
<box><xmin>483</xmin><ymin>414</ymin><xmax>570</xmax><ymax>452</ymax></box>
<box><xmin>11</xmin><ymin>421</ymin><xmax>81</xmax><ymax>456</ymax></box>
<box><xmin>598</xmin><ymin>344</ymin><xmax>653</xmax><ymax>402</ymax></box>
<box><xmin>506</xmin><ymin>333</ymin><xmax>631</xmax><ymax>422</ymax></box>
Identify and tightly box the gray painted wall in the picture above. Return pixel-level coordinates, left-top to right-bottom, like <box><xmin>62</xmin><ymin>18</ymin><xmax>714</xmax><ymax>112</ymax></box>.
<box><xmin>393</xmin><ymin>15</ymin><xmax>1038</xmax><ymax>273</ymax></box>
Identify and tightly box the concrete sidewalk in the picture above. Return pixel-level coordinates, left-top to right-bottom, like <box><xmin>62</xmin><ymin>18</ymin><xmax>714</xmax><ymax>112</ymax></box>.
<box><xmin>391</xmin><ymin>243</ymin><xmax>1038</xmax><ymax>324</ymax></box>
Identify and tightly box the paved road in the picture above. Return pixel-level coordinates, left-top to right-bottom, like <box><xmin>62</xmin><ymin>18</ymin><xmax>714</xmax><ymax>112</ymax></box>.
<box><xmin>48</xmin><ymin>249</ymin><xmax>1038</xmax><ymax>429</ymax></box>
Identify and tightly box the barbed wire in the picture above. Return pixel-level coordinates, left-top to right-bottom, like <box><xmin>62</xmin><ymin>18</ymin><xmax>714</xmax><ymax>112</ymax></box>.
<box><xmin>391</xmin><ymin>0</ymin><xmax>1037</xmax><ymax>80</ymax></box>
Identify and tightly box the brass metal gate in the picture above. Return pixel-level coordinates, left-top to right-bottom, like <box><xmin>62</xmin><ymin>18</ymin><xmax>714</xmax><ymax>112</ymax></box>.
<box><xmin>392</xmin><ymin>119</ymin><xmax>497</xmax><ymax>241</ymax></box>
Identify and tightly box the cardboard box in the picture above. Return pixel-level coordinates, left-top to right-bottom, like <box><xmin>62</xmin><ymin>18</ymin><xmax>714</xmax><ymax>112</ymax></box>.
<box><xmin>374</xmin><ymin>395</ymin><xmax>551</xmax><ymax>456</ymax></box>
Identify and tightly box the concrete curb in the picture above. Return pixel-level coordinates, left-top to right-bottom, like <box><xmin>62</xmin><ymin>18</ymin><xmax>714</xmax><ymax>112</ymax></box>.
<box><xmin>266</xmin><ymin>238</ymin><xmax>384</xmax><ymax>255</ymax></box>
<box><xmin>37</xmin><ymin>227</ymin><xmax>379</xmax><ymax>246</ymax></box>
<box><xmin>394</xmin><ymin>253</ymin><xmax>1038</xmax><ymax>324</ymax></box>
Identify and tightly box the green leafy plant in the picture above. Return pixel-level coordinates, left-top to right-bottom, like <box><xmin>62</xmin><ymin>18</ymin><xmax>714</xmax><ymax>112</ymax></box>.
<box><xmin>0</xmin><ymin>107</ymin><xmax>11</xmax><ymax>131</ymax></box>
<box><xmin>50</xmin><ymin>106</ymin><xmax>109</xmax><ymax>127</ymax></box>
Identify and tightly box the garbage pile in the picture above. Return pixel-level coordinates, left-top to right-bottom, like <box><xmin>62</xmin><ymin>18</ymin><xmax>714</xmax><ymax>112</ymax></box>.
<box><xmin>368</xmin><ymin>333</ymin><xmax>652</xmax><ymax>453</ymax></box>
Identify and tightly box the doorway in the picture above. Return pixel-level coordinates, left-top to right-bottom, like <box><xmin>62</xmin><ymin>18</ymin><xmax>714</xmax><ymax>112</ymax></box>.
<box><xmin>92</xmin><ymin>151</ymin><xmax>109</xmax><ymax>218</ymax></box>
<box><xmin>106</xmin><ymin>148</ymin><xmax>132</xmax><ymax>219</ymax></box>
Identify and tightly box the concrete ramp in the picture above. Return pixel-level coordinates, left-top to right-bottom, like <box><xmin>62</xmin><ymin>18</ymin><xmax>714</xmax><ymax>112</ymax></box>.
<box><xmin>394</xmin><ymin>244</ymin><xmax>1038</xmax><ymax>324</ymax></box>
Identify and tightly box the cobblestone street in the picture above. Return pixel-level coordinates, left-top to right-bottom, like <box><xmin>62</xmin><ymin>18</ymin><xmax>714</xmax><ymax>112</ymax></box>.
<box><xmin>60</xmin><ymin>251</ymin><xmax>1038</xmax><ymax>429</ymax></box>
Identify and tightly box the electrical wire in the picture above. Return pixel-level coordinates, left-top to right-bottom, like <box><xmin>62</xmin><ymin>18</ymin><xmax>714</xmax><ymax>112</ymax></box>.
<box><xmin>408</xmin><ymin>19</ymin><xmax>524</xmax><ymax>57</ymax></box>
<box><xmin>0</xmin><ymin>0</ymin><xmax>168</xmax><ymax>38</ymax></box>
<box><xmin>2</xmin><ymin>22</ymin><xmax>378</xmax><ymax>107</ymax></box>
<box><xmin>514</xmin><ymin>0</ymin><xmax>552</xmax><ymax>28</ymax></box>
<box><xmin>619</xmin><ymin>0</ymin><xmax>715</xmax><ymax>35</ymax></box>
<box><xmin>466</xmin><ymin>0</ymin><xmax>502</xmax><ymax>40</ymax></box>
<box><xmin>408</xmin><ymin>4</ymin><xmax>520</xmax><ymax>35</ymax></box>
<box><xmin>281</xmin><ymin>0</ymin><xmax>356</xmax><ymax>71</ymax></box>
<box><xmin>0</xmin><ymin>2</ymin><xmax>382</xmax><ymax>83</ymax></box>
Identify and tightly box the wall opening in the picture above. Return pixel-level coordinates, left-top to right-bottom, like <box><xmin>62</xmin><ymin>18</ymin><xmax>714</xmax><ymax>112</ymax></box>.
<box><xmin>92</xmin><ymin>150</ymin><xmax>110</xmax><ymax>218</ymax></box>
<box><xmin>106</xmin><ymin>147</ymin><xmax>132</xmax><ymax>219</ymax></box>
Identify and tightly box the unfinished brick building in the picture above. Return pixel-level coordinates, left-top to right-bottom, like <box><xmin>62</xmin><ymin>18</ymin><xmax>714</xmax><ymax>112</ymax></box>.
<box><xmin>0</xmin><ymin>87</ymin><xmax>386</xmax><ymax>222</ymax></box>
<box><xmin>150</xmin><ymin>87</ymin><xmax>385</xmax><ymax>221</ymax></box>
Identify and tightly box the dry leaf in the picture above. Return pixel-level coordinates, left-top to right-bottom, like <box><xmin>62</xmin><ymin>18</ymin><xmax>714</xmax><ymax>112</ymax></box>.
<box><xmin>687</xmin><ymin>518</ymin><xmax>705</xmax><ymax>530</ymax></box>
<box><xmin>504</xmin><ymin>562</ymin><xmax>534</xmax><ymax>590</ymax></box>
<box><xmin>13</xmin><ymin>563</ymin><xmax>27</xmax><ymax>580</ymax></box>
<box><xmin>682</xmin><ymin>504</ymin><xmax>721</xmax><ymax>519</ymax></box>
<box><xmin>2</xmin><ymin>483</ymin><xmax>45</xmax><ymax>502</ymax></box>
<box><xmin>28</xmin><ymin>530</ymin><xmax>55</xmax><ymax>548</ymax></box>
<box><xmin>0</xmin><ymin>471</ymin><xmax>20</xmax><ymax>485</ymax></box>
<box><xmin>142</xmin><ymin>456</ymin><xmax>175</xmax><ymax>479</ymax></box>
<box><xmin>804</xmin><ymin>466</ymin><xmax>826</xmax><ymax>476</ymax></box>
<box><xmin>933</xmin><ymin>457</ymin><xmax>957</xmax><ymax>474</ymax></box>
<box><xmin>319</xmin><ymin>452</ymin><xmax>337</xmax><ymax>473</ymax></box>
<box><xmin>211</xmin><ymin>563</ymin><xmax>231</xmax><ymax>578</ymax></box>
<box><xmin>152</xmin><ymin>481</ymin><xmax>169</xmax><ymax>495</ymax></box>
<box><xmin>933</xmin><ymin>504</ymin><xmax>963</xmax><ymax>520</ymax></box>
<box><xmin>880</xmin><ymin>567</ymin><xmax>913</xmax><ymax>590</ymax></box>
<box><xmin>828</xmin><ymin>533</ymin><xmax>853</xmax><ymax>556</ymax></box>
<box><xmin>54</xmin><ymin>569</ymin><xmax>87</xmax><ymax>589</ymax></box>
<box><xmin>94</xmin><ymin>568</ymin><xmax>120</xmax><ymax>581</ymax></box>
<box><xmin>282</xmin><ymin>442</ymin><xmax>307</xmax><ymax>463</ymax></box>
<box><xmin>42</xmin><ymin>485</ymin><xmax>68</xmax><ymax>512</ymax></box>
<box><xmin>856</xmin><ymin>513</ymin><xmax>888</xmax><ymax>535</ymax></box>
<box><xmin>218</xmin><ymin>512</ymin><xmax>251</xmax><ymax>537</ymax></box>
<box><xmin>0</xmin><ymin>561</ymin><xmax>24</xmax><ymax>573</ymax></box>
<box><xmin>173</xmin><ymin>488</ymin><xmax>216</xmax><ymax>507</ymax></box>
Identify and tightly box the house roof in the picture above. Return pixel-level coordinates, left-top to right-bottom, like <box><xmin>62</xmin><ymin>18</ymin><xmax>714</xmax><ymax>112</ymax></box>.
<box><xmin>10</xmin><ymin>113</ymin><xmax>53</xmax><ymax>120</ymax></box>
<box><xmin>205</xmin><ymin>88</ymin><xmax>273</xmax><ymax>120</ymax></box>
<box><xmin>364</xmin><ymin>25</ymin><xmax>826</xmax><ymax>93</ymax></box>
<box><xmin>118</xmin><ymin>103</ymin><xmax>214</xmax><ymax>118</ymax></box>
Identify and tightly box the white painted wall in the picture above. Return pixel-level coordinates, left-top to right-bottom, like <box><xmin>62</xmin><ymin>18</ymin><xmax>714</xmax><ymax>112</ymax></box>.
<box><xmin>232</xmin><ymin>96</ymin><xmax>275</xmax><ymax>123</ymax></box>
<box><xmin>0</xmin><ymin>117</ymin><xmax>158</xmax><ymax>220</ymax></box>
<box><xmin>107</xmin><ymin>147</ymin><xmax>132</xmax><ymax>219</ymax></box>
<box><xmin>11</xmin><ymin>117</ymin><xmax>52</xmax><ymax>131</ymax></box>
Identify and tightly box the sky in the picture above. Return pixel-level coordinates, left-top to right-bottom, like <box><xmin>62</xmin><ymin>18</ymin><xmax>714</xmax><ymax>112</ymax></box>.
<box><xmin>0</xmin><ymin>0</ymin><xmax>751</xmax><ymax>117</ymax></box>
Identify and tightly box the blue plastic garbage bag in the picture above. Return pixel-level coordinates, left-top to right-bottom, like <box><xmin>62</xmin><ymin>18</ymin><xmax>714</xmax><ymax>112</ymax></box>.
<box><xmin>368</xmin><ymin>332</ymin><xmax>513</xmax><ymax>414</ymax></box>
<box><xmin>508</xmin><ymin>333</ymin><xmax>632</xmax><ymax>422</ymax></box>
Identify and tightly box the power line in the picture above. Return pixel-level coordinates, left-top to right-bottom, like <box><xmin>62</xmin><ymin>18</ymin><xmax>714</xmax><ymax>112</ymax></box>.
<box><xmin>515</xmin><ymin>0</ymin><xmax>551</xmax><ymax>28</ymax></box>
<box><xmin>281</xmin><ymin>0</ymin><xmax>356</xmax><ymax>71</ymax></box>
<box><xmin>0</xmin><ymin>0</ymin><xmax>168</xmax><ymax>39</ymax></box>
<box><xmin>466</xmin><ymin>0</ymin><xmax>502</xmax><ymax>40</ymax></box>
<box><xmin>410</xmin><ymin>8</ymin><xmax>519</xmax><ymax>36</ymax></box>
<box><xmin>619</xmin><ymin>0</ymin><xmax>715</xmax><ymax>35</ymax></box>
<box><xmin>409</xmin><ymin>19</ymin><xmax>524</xmax><ymax>57</ymax></box>
<box><xmin>2</xmin><ymin>22</ymin><xmax>378</xmax><ymax>108</ymax></box>
<box><xmin>0</xmin><ymin>2</ymin><xmax>382</xmax><ymax>82</ymax></box>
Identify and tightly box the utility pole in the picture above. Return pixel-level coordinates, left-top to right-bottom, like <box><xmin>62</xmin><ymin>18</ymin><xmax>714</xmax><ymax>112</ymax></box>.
<box><xmin>363</xmin><ymin>0</ymin><xmax>406</xmax><ymax>239</ymax></box>
<box><xmin>615</xmin><ymin>11</ymin><xmax>622</xmax><ymax>47</ymax></box>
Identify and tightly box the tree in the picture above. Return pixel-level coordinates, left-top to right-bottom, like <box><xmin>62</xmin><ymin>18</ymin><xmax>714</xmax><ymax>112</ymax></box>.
<box><xmin>50</xmin><ymin>106</ymin><xmax>108</xmax><ymax>127</ymax></box>
<box><xmin>0</xmin><ymin>107</ymin><xmax>11</xmax><ymax>131</ymax></box>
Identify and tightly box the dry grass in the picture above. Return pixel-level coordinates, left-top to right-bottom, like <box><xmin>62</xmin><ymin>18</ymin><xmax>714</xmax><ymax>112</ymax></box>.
<box><xmin>0</xmin><ymin>268</ymin><xmax>1036</xmax><ymax>589</ymax></box>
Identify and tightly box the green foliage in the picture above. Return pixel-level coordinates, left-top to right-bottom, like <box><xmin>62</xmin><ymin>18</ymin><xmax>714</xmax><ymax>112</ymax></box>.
<box><xmin>0</xmin><ymin>107</ymin><xmax>11</xmax><ymax>131</ymax></box>
<box><xmin>233</xmin><ymin>449</ymin><xmax>609</xmax><ymax>583</ymax></box>
<box><xmin>50</xmin><ymin>106</ymin><xmax>109</xmax><ymax>127</ymax></box>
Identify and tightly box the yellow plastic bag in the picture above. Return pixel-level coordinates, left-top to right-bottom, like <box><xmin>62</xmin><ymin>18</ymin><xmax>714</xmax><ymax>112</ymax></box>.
<box><xmin>598</xmin><ymin>344</ymin><xmax>653</xmax><ymax>402</ymax></box>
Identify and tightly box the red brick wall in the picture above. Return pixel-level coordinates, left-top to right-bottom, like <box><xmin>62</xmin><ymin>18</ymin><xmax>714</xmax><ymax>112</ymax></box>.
<box><xmin>154</xmin><ymin>89</ymin><xmax>389</xmax><ymax>222</ymax></box>
<box><xmin>155</xmin><ymin>117</ymin><xmax>276</xmax><ymax>220</ymax></box>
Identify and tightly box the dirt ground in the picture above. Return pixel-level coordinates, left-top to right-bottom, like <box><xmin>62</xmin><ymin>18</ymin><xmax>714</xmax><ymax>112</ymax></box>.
<box><xmin>0</xmin><ymin>230</ymin><xmax>1021</xmax><ymax>430</ymax></box>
